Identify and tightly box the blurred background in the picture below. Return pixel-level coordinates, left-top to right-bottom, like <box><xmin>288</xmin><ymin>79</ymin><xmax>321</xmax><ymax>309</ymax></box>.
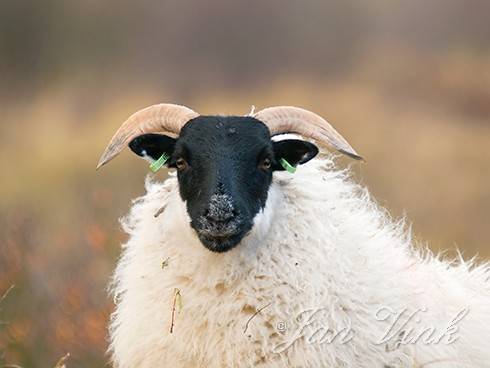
<box><xmin>1</xmin><ymin>0</ymin><xmax>489</xmax><ymax>366</ymax></box>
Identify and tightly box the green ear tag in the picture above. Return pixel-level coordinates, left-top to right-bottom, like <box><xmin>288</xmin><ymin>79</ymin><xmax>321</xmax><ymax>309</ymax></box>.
<box><xmin>280</xmin><ymin>158</ymin><xmax>297</xmax><ymax>174</ymax></box>
<box><xmin>149</xmin><ymin>153</ymin><xmax>169</xmax><ymax>173</ymax></box>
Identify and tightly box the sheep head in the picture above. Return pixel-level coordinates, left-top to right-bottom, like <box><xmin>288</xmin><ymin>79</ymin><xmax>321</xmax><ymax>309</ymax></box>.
<box><xmin>97</xmin><ymin>104</ymin><xmax>361</xmax><ymax>252</ymax></box>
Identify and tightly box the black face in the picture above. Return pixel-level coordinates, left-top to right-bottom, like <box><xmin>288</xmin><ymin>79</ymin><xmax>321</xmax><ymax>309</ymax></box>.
<box><xmin>129</xmin><ymin>116</ymin><xmax>318</xmax><ymax>252</ymax></box>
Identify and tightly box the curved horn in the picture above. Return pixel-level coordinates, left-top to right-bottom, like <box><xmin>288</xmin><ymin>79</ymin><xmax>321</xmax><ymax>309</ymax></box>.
<box><xmin>96</xmin><ymin>103</ymin><xmax>198</xmax><ymax>169</ymax></box>
<box><xmin>254</xmin><ymin>106</ymin><xmax>362</xmax><ymax>160</ymax></box>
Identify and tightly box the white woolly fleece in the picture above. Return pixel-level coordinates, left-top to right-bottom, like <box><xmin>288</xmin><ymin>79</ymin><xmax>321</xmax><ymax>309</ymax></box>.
<box><xmin>109</xmin><ymin>156</ymin><xmax>490</xmax><ymax>368</ymax></box>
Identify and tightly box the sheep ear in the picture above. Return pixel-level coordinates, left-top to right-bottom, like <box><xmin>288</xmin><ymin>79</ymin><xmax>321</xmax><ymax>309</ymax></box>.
<box><xmin>128</xmin><ymin>134</ymin><xmax>176</xmax><ymax>162</ymax></box>
<box><xmin>272</xmin><ymin>139</ymin><xmax>319</xmax><ymax>171</ymax></box>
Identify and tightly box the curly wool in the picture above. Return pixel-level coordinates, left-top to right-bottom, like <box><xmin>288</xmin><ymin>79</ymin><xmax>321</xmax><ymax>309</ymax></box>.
<box><xmin>109</xmin><ymin>156</ymin><xmax>490</xmax><ymax>368</ymax></box>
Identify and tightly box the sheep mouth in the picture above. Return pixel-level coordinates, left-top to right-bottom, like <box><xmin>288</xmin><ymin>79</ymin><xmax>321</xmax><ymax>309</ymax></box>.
<box><xmin>197</xmin><ymin>231</ymin><xmax>246</xmax><ymax>252</ymax></box>
<box><xmin>192</xmin><ymin>215</ymin><xmax>253</xmax><ymax>252</ymax></box>
<box><xmin>195</xmin><ymin>222</ymin><xmax>251</xmax><ymax>252</ymax></box>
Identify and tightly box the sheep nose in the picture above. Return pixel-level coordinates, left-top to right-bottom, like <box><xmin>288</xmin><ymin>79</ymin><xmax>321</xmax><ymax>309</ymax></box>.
<box><xmin>204</xmin><ymin>194</ymin><xmax>236</xmax><ymax>222</ymax></box>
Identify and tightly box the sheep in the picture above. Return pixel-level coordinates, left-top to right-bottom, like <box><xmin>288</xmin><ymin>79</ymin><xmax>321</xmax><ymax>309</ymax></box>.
<box><xmin>98</xmin><ymin>104</ymin><xmax>490</xmax><ymax>368</ymax></box>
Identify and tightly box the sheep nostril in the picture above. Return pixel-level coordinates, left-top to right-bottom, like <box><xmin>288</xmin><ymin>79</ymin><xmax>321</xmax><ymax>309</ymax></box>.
<box><xmin>203</xmin><ymin>193</ymin><xmax>238</xmax><ymax>223</ymax></box>
<box><xmin>205</xmin><ymin>209</ymin><xmax>235</xmax><ymax>223</ymax></box>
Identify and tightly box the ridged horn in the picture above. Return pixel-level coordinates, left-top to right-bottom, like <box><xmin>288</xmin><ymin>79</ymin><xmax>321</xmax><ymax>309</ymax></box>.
<box><xmin>254</xmin><ymin>106</ymin><xmax>362</xmax><ymax>160</ymax></box>
<box><xmin>96</xmin><ymin>103</ymin><xmax>198</xmax><ymax>169</ymax></box>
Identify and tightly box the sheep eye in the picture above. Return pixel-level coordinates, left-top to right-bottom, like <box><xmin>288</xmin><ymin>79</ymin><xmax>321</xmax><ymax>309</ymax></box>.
<box><xmin>260</xmin><ymin>158</ymin><xmax>272</xmax><ymax>170</ymax></box>
<box><xmin>176</xmin><ymin>158</ymin><xmax>188</xmax><ymax>171</ymax></box>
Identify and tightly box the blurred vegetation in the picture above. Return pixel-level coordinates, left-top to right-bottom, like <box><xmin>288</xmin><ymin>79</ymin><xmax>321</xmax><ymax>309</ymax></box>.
<box><xmin>0</xmin><ymin>1</ymin><xmax>489</xmax><ymax>367</ymax></box>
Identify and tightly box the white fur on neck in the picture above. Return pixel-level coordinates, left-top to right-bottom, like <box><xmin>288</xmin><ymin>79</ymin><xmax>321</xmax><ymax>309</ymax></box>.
<box><xmin>110</xmin><ymin>157</ymin><xmax>490</xmax><ymax>368</ymax></box>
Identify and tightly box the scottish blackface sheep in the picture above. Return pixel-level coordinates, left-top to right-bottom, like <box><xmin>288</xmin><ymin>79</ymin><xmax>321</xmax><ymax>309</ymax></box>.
<box><xmin>98</xmin><ymin>104</ymin><xmax>490</xmax><ymax>368</ymax></box>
